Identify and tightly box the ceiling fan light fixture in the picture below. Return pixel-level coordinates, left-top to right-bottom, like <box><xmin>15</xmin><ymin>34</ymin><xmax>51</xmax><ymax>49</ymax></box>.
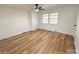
<box><xmin>35</xmin><ymin>9</ymin><xmax>39</xmax><ymax>11</ymax></box>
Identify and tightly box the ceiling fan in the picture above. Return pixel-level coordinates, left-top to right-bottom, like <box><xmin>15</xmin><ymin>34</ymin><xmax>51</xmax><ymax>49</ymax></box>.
<box><xmin>35</xmin><ymin>4</ymin><xmax>44</xmax><ymax>11</ymax></box>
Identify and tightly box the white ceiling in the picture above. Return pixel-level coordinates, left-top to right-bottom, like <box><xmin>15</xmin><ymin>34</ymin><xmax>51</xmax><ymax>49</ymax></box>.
<box><xmin>0</xmin><ymin>4</ymin><xmax>33</xmax><ymax>11</ymax></box>
<box><xmin>0</xmin><ymin>4</ymin><xmax>76</xmax><ymax>11</ymax></box>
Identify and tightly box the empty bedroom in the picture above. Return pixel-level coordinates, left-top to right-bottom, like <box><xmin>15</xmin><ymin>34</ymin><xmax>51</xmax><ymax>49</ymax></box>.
<box><xmin>0</xmin><ymin>4</ymin><xmax>79</xmax><ymax>54</ymax></box>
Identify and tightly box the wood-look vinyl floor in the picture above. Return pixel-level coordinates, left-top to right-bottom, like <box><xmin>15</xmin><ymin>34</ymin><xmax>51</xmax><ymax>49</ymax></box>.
<box><xmin>0</xmin><ymin>29</ymin><xmax>75</xmax><ymax>54</ymax></box>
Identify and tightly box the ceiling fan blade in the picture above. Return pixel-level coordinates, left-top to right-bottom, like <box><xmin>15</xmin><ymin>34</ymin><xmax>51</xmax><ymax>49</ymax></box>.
<box><xmin>40</xmin><ymin>9</ymin><xmax>44</xmax><ymax>10</ymax></box>
<box><xmin>39</xmin><ymin>7</ymin><xmax>44</xmax><ymax>10</ymax></box>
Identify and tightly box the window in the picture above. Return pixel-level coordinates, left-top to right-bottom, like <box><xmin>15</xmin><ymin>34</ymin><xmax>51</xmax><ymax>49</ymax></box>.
<box><xmin>49</xmin><ymin>13</ymin><xmax>58</xmax><ymax>24</ymax></box>
<box><xmin>43</xmin><ymin>14</ymin><xmax>48</xmax><ymax>23</ymax></box>
<box><xmin>42</xmin><ymin>12</ymin><xmax>58</xmax><ymax>24</ymax></box>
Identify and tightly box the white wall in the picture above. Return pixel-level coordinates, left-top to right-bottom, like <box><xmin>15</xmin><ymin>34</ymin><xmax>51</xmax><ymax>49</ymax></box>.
<box><xmin>0</xmin><ymin>6</ymin><xmax>32</xmax><ymax>40</ymax></box>
<box><xmin>31</xmin><ymin>12</ymin><xmax>38</xmax><ymax>30</ymax></box>
<box><xmin>38</xmin><ymin>6</ymin><xmax>77</xmax><ymax>36</ymax></box>
<box><xmin>75</xmin><ymin>11</ymin><xmax>79</xmax><ymax>53</ymax></box>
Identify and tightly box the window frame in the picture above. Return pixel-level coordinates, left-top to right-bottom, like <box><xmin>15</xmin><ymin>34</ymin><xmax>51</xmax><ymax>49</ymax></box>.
<box><xmin>42</xmin><ymin>12</ymin><xmax>58</xmax><ymax>24</ymax></box>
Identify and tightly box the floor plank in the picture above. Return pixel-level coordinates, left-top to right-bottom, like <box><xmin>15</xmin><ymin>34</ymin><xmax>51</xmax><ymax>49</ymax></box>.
<box><xmin>0</xmin><ymin>29</ymin><xmax>75</xmax><ymax>54</ymax></box>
